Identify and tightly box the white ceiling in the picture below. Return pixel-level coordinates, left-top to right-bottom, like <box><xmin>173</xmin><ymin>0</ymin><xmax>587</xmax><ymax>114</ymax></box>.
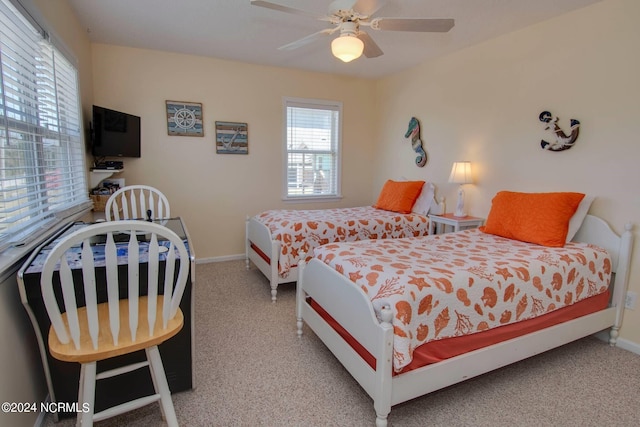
<box><xmin>67</xmin><ymin>0</ymin><xmax>602</xmax><ymax>79</ymax></box>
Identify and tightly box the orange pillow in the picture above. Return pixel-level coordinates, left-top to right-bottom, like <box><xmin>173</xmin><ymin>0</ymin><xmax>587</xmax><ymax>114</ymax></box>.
<box><xmin>374</xmin><ymin>180</ymin><xmax>425</xmax><ymax>214</ymax></box>
<box><xmin>480</xmin><ymin>191</ymin><xmax>585</xmax><ymax>247</ymax></box>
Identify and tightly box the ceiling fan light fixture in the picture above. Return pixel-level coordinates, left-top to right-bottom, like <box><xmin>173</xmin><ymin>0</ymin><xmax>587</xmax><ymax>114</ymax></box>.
<box><xmin>331</xmin><ymin>34</ymin><xmax>364</xmax><ymax>62</ymax></box>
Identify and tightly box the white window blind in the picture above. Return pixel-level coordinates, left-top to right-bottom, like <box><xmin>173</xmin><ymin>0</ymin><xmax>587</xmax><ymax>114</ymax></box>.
<box><xmin>284</xmin><ymin>98</ymin><xmax>341</xmax><ymax>200</ymax></box>
<box><xmin>0</xmin><ymin>0</ymin><xmax>89</xmax><ymax>250</ymax></box>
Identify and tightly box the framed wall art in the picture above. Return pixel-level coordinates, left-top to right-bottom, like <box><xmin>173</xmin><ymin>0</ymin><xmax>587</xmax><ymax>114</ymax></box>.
<box><xmin>166</xmin><ymin>101</ymin><xmax>203</xmax><ymax>136</ymax></box>
<box><xmin>215</xmin><ymin>121</ymin><xmax>248</xmax><ymax>154</ymax></box>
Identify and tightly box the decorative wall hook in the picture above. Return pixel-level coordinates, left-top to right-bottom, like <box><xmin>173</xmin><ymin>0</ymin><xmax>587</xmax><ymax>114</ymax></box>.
<box><xmin>404</xmin><ymin>117</ymin><xmax>427</xmax><ymax>167</ymax></box>
<box><xmin>539</xmin><ymin>111</ymin><xmax>580</xmax><ymax>151</ymax></box>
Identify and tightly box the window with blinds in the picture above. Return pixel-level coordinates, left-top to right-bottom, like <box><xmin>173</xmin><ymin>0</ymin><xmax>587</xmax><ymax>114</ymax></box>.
<box><xmin>284</xmin><ymin>98</ymin><xmax>341</xmax><ymax>200</ymax></box>
<box><xmin>0</xmin><ymin>0</ymin><xmax>89</xmax><ymax>251</ymax></box>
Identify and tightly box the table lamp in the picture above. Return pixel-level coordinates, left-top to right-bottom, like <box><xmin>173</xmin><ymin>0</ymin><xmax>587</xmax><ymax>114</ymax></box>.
<box><xmin>448</xmin><ymin>161</ymin><xmax>473</xmax><ymax>217</ymax></box>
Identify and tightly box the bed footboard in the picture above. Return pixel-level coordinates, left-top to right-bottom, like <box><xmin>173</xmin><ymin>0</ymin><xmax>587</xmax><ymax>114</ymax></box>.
<box><xmin>297</xmin><ymin>258</ymin><xmax>395</xmax><ymax>426</ymax></box>
<box><xmin>246</xmin><ymin>216</ymin><xmax>280</xmax><ymax>301</ymax></box>
<box><xmin>246</xmin><ymin>215</ymin><xmax>300</xmax><ymax>302</ymax></box>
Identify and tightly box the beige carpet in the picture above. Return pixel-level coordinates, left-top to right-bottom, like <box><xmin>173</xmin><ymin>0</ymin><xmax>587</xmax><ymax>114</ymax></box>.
<box><xmin>43</xmin><ymin>260</ymin><xmax>640</xmax><ymax>427</ymax></box>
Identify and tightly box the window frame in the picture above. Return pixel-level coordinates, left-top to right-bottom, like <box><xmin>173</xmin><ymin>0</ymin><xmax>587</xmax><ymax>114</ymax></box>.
<box><xmin>282</xmin><ymin>96</ymin><xmax>342</xmax><ymax>202</ymax></box>
<box><xmin>0</xmin><ymin>0</ymin><xmax>90</xmax><ymax>256</ymax></box>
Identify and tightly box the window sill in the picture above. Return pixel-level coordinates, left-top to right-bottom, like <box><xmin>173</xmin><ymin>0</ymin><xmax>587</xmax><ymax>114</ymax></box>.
<box><xmin>282</xmin><ymin>195</ymin><xmax>343</xmax><ymax>203</ymax></box>
<box><xmin>0</xmin><ymin>209</ymin><xmax>91</xmax><ymax>282</ymax></box>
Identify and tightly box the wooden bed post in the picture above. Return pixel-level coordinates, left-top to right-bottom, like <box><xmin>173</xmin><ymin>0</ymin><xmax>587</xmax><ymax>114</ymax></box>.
<box><xmin>374</xmin><ymin>305</ymin><xmax>394</xmax><ymax>427</ymax></box>
<box><xmin>609</xmin><ymin>222</ymin><xmax>634</xmax><ymax>346</ymax></box>
<box><xmin>245</xmin><ymin>216</ymin><xmax>250</xmax><ymax>271</ymax></box>
<box><xmin>270</xmin><ymin>239</ymin><xmax>280</xmax><ymax>302</ymax></box>
<box><xmin>296</xmin><ymin>256</ymin><xmax>306</xmax><ymax>337</ymax></box>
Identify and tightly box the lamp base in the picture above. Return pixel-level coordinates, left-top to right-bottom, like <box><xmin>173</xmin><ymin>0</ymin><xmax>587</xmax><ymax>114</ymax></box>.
<box><xmin>454</xmin><ymin>186</ymin><xmax>466</xmax><ymax>217</ymax></box>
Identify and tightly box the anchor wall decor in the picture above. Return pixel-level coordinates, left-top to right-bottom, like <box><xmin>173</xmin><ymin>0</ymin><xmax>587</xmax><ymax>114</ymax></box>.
<box><xmin>539</xmin><ymin>111</ymin><xmax>580</xmax><ymax>151</ymax></box>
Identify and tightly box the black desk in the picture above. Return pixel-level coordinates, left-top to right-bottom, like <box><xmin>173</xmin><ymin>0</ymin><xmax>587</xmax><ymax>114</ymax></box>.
<box><xmin>17</xmin><ymin>218</ymin><xmax>195</xmax><ymax>421</ymax></box>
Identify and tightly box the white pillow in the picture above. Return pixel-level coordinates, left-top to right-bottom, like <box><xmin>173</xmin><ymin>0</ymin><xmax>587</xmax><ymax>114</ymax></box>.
<box><xmin>429</xmin><ymin>197</ymin><xmax>444</xmax><ymax>215</ymax></box>
<box><xmin>566</xmin><ymin>195</ymin><xmax>595</xmax><ymax>242</ymax></box>
<box><xmin>412</xmin><ymin>182</ymin><xmax>435</xmax><ymax>215</ymax></box>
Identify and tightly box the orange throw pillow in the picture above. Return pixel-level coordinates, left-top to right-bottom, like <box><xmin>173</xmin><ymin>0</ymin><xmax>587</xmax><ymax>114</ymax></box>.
<box><xmin>374</xmin><ymin>180</ymin><xmax>425</xmax><ymax>214</ymax></box>
<box><xmin>480</xmin><ymin>191</ymin><xmax>585</xmax><ymax>247</ymax></box>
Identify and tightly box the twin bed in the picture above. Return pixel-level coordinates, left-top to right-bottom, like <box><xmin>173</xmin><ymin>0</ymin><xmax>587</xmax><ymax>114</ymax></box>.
<box><xmin>246</xmin><ymin>181</ymin><xmax>437</xmax><ymax>301</ymax></box>
<box><xmin>294</xmin><ymin>191</ymin><xmax>634</xmax><ymax>426</ymax></box>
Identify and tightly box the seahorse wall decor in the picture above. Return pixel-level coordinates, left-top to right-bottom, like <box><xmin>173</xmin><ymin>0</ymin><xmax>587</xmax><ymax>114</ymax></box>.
<box><xmin>539</xmin><ymin>111</ymin><xmax>580</xmax><ymax>151</ymax></box>
<box><xmin>404</xmin><ymin>117</ymin><xmax>427</xmax><ymax>167</ymax></box>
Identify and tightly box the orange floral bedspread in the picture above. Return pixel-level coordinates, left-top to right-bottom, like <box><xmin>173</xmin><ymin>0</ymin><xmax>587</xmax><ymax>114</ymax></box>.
<box><xmin>313</xmin><ymin>229</ymin><xmax>612</xmax><ymax>372</ymax></box>
<box><xmin>255</xmin><ymin>206</ymin><xmax>430</xmax><ymax>277</ymax></box>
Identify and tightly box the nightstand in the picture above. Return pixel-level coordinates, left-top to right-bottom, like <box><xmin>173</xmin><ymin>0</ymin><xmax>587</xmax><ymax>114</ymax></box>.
<box><xmin>429</xmin><ymin>213</ymin><xmax>484</xmax><ymax>234</ymax></box>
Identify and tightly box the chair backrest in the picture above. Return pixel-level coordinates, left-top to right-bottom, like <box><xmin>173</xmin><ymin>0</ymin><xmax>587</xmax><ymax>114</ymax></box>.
<box><xmin>105</xmin><ymin>185</ymin><xmax>170</xmax><ymax>221</ymax></box>
<box><xmin>40</xmin><ymin>220</ymin><xmax>190</xmax><ymax>350</ymax></box>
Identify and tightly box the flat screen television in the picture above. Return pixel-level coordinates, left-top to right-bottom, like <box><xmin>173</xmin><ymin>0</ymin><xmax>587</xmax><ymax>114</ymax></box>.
<box><xmin>91</xmin><ymin>105</ymin><xmax>141</xmax><ymax>158</ymax></box>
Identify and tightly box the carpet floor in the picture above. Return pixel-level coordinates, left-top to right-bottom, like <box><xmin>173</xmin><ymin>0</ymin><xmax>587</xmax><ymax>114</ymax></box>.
<box><xmin>42</xmin><ymin>260</ymin><xmax>640</xmax><ymax>426</ymax></box>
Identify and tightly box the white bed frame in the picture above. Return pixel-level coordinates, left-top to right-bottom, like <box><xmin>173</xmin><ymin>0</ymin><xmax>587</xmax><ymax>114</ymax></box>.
<box><xmin>296</xmin><ymin>215</ymin><xmax>633</xmax><ymax>426</ymax></box>
<box><xmin>245</xmin><ymin>215</ymin><xmax>297</xmax><ymax>302</ymax></box>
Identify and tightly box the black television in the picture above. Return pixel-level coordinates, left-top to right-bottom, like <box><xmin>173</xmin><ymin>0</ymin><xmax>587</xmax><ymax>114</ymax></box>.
<box><xmin>91</xmin><ymin>105</ymin><xmax>141</xmax><ymax>158</ymax></box>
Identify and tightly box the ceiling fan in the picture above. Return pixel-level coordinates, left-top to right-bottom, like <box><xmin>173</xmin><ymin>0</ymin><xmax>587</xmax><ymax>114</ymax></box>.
<box><xmin>250</xmin><ymin>0</ymin><xmax>454</xmax><ymax>63</ymax></box>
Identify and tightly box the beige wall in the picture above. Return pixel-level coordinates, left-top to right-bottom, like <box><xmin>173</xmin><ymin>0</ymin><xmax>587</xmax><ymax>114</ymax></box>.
<box><xmin>374</xmin><ymin>0</ymin><xmax>640</xmax><ymax>345</ymax></box>
<box><xmin>90</xmin><ymin>45</ymin><xmax>377</xmax><ymax>261</ymax></box>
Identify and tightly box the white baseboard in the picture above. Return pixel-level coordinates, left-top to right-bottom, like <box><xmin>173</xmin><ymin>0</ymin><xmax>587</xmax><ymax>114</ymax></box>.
<box><xmin>593</xmin><ymin>330</ymin><xmax>640</xmax><ymax>355</ymax></box>
<box><xmin>615</xmin><ymin>337</ymin><xmax>640</xmax><ymax>355</ymax></box>
<box><xmin>195</xmin><ymin>253</ymin><xmax>245</xmax><ymax>264</ymax></box>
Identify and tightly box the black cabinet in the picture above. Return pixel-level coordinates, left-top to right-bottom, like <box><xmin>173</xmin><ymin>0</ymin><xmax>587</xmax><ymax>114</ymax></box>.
<box><xmin>17</xmin><ymin>218</ymin><xmax>195</xmax><ymax>420</ymax></box>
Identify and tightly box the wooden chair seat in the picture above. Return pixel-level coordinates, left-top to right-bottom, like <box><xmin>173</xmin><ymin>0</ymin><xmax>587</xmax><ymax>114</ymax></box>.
<box><xmin>48</xmin><ymin>296</ymin><xmax>183</xmax><ymax>363</ymax></box>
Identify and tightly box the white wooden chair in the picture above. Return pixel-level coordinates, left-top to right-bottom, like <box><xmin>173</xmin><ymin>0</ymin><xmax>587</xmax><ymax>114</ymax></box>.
<box><xmin>40</xmin><ymin>220</ymin><xmax>189</xmax><ymax>427</ymax></box>
<box><xmin>105</xmin><ymin>185</ymin><xmax>170</xmax><ymax>221</ymax></box>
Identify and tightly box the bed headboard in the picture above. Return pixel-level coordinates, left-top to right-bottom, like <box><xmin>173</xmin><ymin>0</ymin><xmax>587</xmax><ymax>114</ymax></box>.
<box><xmin>572</xmin><ymin>215</ymin><xmax>633</xmax><ymax>322</ymax></box>
<box><xmin>571</xmin><ymin>214</ymin><xmax>633</xmax><ymax>274</ymax></box>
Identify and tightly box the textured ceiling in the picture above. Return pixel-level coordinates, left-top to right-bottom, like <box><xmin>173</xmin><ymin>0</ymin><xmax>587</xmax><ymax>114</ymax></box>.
<box><xmin>67</xmin><ymin>0</ymin><xmax>602</xmax><ymax>79</ymax></box>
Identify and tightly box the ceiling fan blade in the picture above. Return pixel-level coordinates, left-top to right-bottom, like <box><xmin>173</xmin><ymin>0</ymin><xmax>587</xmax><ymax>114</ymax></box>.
<box><xmin>250</xmin><ymin>0</ymin><xmax>322</xmax><ymax>20</ymax></box>
<box><xmin>278</xmin><ymin>29</ymin><xmax>333</xmax><ymax>51</ymax></box>
<box><xmin>353</xmin><ymin>0</ymin><xmax>386</xmax><ymax>17</ymax></box>
<box><xmin>372</xmin><ymin>18</ymin><xmax>454</xmax><ymax>32</ymax></box>
<box><xmin>358</xmin><ymin>32</ymin><xmax>383</xmax><ymax>58</ymax></box>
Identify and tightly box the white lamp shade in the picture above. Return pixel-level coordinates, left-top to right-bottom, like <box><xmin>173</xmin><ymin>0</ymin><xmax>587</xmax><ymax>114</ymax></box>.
<box><xmin>448</xmin><ymin>161</ymin><xmax>473</xmax><ymax>184</ymax></box>
<box><xmin>331</xmin><ymin>35</ymin><xmax>364</xmax><ymax>62</ymax></box>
